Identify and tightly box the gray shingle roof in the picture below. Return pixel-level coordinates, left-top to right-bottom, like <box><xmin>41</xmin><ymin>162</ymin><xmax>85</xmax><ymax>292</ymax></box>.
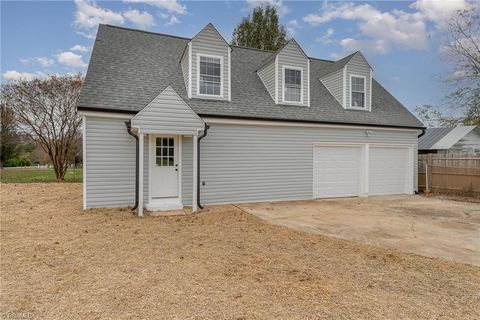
<box><xmin>78</xmin><ymin>24</ymin><xmax>424</xmax><ymax>129</ymax></box>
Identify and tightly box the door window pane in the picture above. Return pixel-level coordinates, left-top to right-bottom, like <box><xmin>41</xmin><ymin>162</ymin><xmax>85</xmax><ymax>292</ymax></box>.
<box><xmin>155</xmin><ymin>137</ymin><xmax>175</xmax><ymax>167</ymax></box>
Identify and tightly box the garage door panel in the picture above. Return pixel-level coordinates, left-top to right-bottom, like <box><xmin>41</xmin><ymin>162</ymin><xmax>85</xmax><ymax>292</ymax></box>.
<box><xmin>313</xmin><ymin>146</ymin><xmax>361</xmax><ymax>198</ymax></box>
<box><xmin>369</xmin><ymin>147</ymin><xmax>409</xmax><ymax>195</ymax></box>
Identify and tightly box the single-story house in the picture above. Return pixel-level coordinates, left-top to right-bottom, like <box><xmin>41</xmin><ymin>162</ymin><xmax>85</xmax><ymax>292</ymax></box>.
<box><xmin>418</xmin><ymin>126</ymin><xmax>480</xmax><ymax>154</ymax></box>
<box><xmin>77</xmin><ymin>23</ymin><xmax>425</xmax><ymax>216</ymax></box>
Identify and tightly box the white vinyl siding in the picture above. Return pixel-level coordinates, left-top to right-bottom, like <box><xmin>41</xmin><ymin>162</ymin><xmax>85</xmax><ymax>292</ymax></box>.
<box><xmin>320</xmin><ymin>68</ymin><xmax>343</xmax><ymax>107</ymax></box>
<box><xmin>345</xmin><ymin>53</ymin><xmax>371</xmax><ymax>110</ymax></box>
<box><xmin>181</xmin><ymin>122</ymin><xmax>418</xmax><ymax>205</ymax></box>
<box><xmin>191</xmin><ymin>24</ymin><xmax>229</xmax><ymax>100</ymax></box>
<box><xmin>257</xmin><ymin>61</ymin><xmax>276</xmax><ymax>101</ymax></box>
<box><xmin>277</xmin><ymin>41</ymin><xmax>309</xmax><ymax>106</ymax></box>
<box><xmin>84</xmin><ymin>116</ymin><xmax>135</xmax><ymax>208</ymax></box>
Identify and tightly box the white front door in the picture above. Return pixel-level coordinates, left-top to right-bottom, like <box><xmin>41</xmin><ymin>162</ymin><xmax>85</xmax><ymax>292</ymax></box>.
<box><xmin>151</xmin><ymin>135</ymin><xmax>179</xmax><ymax>198</ymax></box>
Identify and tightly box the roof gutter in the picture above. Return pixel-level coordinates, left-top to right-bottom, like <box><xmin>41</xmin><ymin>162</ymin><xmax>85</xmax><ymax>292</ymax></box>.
<box><xmin>197</xmin><ymin>124</ymin><xmax>210</xmax><ymax>210</ymax></box>
<box><xmin>199</xmin><ymin>114</ymin><xmax>426</xmax><ymax>130</ymax></box>
<box><xmin>125</xmin><ymin>120</ymin><xmax>139</xmax><ymax>211</ymax></box>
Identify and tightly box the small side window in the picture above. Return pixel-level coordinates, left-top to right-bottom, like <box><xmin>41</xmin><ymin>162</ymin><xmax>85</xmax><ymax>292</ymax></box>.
<box><xmin>351</xmin><ymin>76</ymin><xmax>365</xmax><ymax>108</ymax></box>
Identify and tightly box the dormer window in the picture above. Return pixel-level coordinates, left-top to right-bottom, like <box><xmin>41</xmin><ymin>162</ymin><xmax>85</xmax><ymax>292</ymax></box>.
<box><xmin>198</xmin><ymin>54</ymin><xmax>222</xmax><ymax>97</ymax></box>
<box><xmin>283</xmin><ymin>66</ymin><xmax>303</xmax><ymax>103</ymax></box>
<box><xmin>350</xmin><ymin>75</ymin><xmax>366</xmax><ymax>109</ymax></box>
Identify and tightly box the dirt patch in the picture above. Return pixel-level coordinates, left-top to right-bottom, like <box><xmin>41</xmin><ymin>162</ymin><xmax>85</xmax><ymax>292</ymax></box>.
<box><xmin>1</xmin><ymin>183</ymin><xmax>480</xmax><ymax>319</ymax></box>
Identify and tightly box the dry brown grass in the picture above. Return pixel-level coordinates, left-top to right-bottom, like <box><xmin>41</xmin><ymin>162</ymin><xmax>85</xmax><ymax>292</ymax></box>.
<box><xmin>1</xmin><ymin>183</ymin><xmax>479</xmax><ymax>319</ymax></box>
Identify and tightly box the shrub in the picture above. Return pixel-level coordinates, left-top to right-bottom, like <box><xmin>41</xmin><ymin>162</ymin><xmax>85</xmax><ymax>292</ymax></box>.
<box><xmin>4</xmin><ymin>157</ymin><xmax>32</xmax><ymax>167</ymax></box>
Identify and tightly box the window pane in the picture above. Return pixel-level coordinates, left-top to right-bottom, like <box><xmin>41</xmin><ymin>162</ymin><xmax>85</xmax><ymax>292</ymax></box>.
<box><xmin>351</xmin><ymin>77</ymin><xmax>364</xmax><ymax>92</ymax></box>
<box><xmin>162</xmin><ymin>158</ymin><xmax>168</xmax><ymax>166</ymax></box>
<box><xmin>168</xmin><ymin>157</ymin><xmax>174</xmax><ymax>166</ymax></box>
<box><xmin>156</xmin><ymin>157</ymin><xmax>162</xmax><ymax>166</ymax></box>
<box><xmin>168</xmin><ymin>147</ymin><xmax>174</xmax><ymax>157</ymax></box>
<box><xmin>285</xmin><ymin>86</ymin><xmax>301</xmax><ymax>102</ymax></box>
<box><xmin>352</xmin><ymin>92</ymin><xmax>365</xmax><ymax>108</ymax></box>
<box><xmin>285</xmin><ymin>69</ymin><xmax>301</xmax><ymax>85</ymax></box>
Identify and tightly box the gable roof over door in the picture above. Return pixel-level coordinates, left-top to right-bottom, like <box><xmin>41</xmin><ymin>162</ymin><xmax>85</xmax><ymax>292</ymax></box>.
<box><xmin>78</xmin><ymin>24</ymin><xmax>424</xmax><ymax>129</ymax></box>
<box><xmin>131</xmin><ymin>86</ymin><xmax>204</xmax><ymax>135</ymax></box>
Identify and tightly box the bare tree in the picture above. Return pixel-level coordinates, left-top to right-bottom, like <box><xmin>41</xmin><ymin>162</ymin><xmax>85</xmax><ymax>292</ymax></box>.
<box><xmin>416</xmin><ymin>8</ymin><xmax>480</xmax><ymax>126</ymax></box>
<box><xmin>1</xmin><ymin>74</ymin><xmax>83</xmax><ymax>180</ymax></box>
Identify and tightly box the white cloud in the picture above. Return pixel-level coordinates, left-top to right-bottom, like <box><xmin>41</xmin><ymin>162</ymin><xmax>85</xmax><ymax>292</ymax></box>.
<box><xmin>124</xmin><ymin>0</ymin><xmax>187</xmax><ymax>15</ymax></box>
<box><xmin>74</xmin><ymin>0</ymin><xmax>124</xmax><ymax>37</ymax></box>
<box><xmin>303</xmin><ymin>2</ymin><xmax>428</xmax><ymax>54</ymax></box>
<box><xmin>124</xmin><ymin>9</ymin><xmax>155</xmax><ymax>28</ymax></box>
<box><xmin>303</xmin><ymin>0</ymin><xmax>478</xmax><ymax>55</ymax></box>
<box><xmin>70</xmin><ymin>45</ymin><xmax>89</xmax><ymax>53</ymax></box>
<box><xmin>286</xmin><ymin>19</ymin><xmax>299</xmax><ymax>35</ymax></box>
<box><xmin>36</xmin><ymin>57</ymin><xmax>55</xmax><ymax>67</ymax></box>
<box><xmin>165</xmin><ymin>15</ymin><xmax>180</xmax><ymax>26</ymax></box>
<box><xmin>19</xmin><ymin>57</ymin><xmax>55</xmax><ymax>67</ymax></box>
<box><xmin>411</xmin><ymin>0</ymin><xmax>471</xmax><ymax>25</ymax></box>
<box><xmin>315</xmin><ymin>28</ymin><xmax>334</xmax><ymax>44</ymax></box>
<box><xmin>245</xmin><ymin>0</ymin><xmax>288</xmax><ymax>17</ymax></box>
<box><xmin>56</xmin><ymin>51</ymin><xmax>87</xmax><ymax>68</ymax></box>
<box><xmin>2</xmin><ymin>70</ymin><xmax>45</xmax><ymax>81</ymax></box>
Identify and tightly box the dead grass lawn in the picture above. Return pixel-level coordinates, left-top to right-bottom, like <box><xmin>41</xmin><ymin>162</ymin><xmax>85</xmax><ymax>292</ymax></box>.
<box><xmin>1</xmin><ymin>183</ymin><xmax>479</xmax><ymax>319</ymax></box>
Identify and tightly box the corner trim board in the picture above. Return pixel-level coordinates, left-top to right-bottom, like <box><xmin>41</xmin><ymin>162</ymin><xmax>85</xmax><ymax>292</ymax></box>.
<box><xmin>82</xmin><ymin>115</ymin><xmax>87</xmax><ymax>209</ymax></box>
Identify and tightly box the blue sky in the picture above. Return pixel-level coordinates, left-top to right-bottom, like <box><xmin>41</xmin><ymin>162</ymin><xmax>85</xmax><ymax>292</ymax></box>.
<box><xmin>1</xmin><ymin>0</ymin><xmax>474</xmax><ymax>113</ymax></box>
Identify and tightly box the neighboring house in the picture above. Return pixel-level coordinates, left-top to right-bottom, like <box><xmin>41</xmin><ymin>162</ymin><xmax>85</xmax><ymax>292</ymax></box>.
<box><xmin>418</xmin><ymin>126</ymin><xmax>480</xmax><ymax>154</ymax></box>
<box><xmin>77</xmin><ymin>24</ymin><xmax>424</xmax><ymax>215</ymax></box>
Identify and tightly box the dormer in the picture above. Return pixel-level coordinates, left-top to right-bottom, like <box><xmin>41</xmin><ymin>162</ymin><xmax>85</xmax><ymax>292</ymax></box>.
<box><xmin>181</xmin><ymin>23</ymin><xmax>231</xmax><ymax>101</ymax></box>
<box><xmin>319</xmin><ymin>51</ymin><xmax>372</xmax><ymax>111</ymax></box>
<box><xmin>257</xmin><ymin>39</ymin><xmax>310</xmax><ymax>106</ymax></box>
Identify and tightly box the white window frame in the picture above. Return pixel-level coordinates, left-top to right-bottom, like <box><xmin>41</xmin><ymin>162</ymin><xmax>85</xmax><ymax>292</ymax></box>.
<box><xmin>282</xmin><ymin>65</ymin><xmax>303</xmax><ymax>105</ymax></box>
<box><xmin>349</xmin><ymin>74</ymin><xmax>367</xmax><ymax>110</ymax></box>
<box><xmin>196</xmin><ymin>53</ymin><xmax>224</xmax><ymax>98</ymax></box>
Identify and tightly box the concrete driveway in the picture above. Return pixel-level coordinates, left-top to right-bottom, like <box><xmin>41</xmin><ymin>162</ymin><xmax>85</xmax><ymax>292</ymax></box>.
<box><xmin>237</xmin><ymin>195</ymin><xmax>480</xmax><ymax>267</ymax></box>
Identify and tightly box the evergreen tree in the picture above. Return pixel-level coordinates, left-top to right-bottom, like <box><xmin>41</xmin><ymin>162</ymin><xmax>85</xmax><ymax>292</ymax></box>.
<box><xmin>231</xmin><ymin>5</ymin><xmax>288</xmax><ymax>51</ymax></box>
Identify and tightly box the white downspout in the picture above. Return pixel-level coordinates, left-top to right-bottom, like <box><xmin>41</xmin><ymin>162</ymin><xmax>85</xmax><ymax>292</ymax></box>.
<box><xmin>138</xmin><ymin>132</ymin><xmax>144</xmax><ymax>217</ymax></box>
<box><xmin>192</xmin><ymin>132</ymin><xmax>198</xmax><ymax>213</ymax></box>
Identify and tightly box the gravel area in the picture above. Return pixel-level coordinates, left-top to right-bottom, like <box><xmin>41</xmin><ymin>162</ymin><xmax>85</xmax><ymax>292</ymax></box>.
<box><xmin>1</xmin><ymin>183</ymin><xmax>479</xmax><ymax>319</ymax></box>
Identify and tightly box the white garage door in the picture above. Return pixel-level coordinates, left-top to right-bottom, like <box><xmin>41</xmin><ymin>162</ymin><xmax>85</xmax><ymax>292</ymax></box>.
<box><xmin>369</xmin><ymin>146</ymin><xmax>410</xmax><ymax>195</ymax></box>
<box><xmin>313</xmin><ymin>145</ymin><xmax>362</xmax><ymax>198</ymax></box>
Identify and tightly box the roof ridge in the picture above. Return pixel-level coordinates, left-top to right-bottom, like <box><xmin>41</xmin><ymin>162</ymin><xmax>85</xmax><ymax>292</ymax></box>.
<box><xmin>102</xmin><ymin>24</ymin><xmax>340</xmax><ymax>64</ymax></box>
<box><xmin>231</xmin><ymin>45</ymin><xmax>275</xmax><ymax>53</ymax></box>
<box><xmin>100</xmin><ymin>24</ymin><xmax>191</xmax><ymax>41</ymax></box>
<box><xmin>309</xmin><ymin>57</ymin><xmax>335</xmax><ymax>63</ymax></box>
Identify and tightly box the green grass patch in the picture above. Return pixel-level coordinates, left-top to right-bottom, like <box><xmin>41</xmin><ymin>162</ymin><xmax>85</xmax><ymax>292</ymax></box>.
<box><xmin>0</xmin><ymin>168</ymin><xmax>82</xmax><ymax>183</ymax></box>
